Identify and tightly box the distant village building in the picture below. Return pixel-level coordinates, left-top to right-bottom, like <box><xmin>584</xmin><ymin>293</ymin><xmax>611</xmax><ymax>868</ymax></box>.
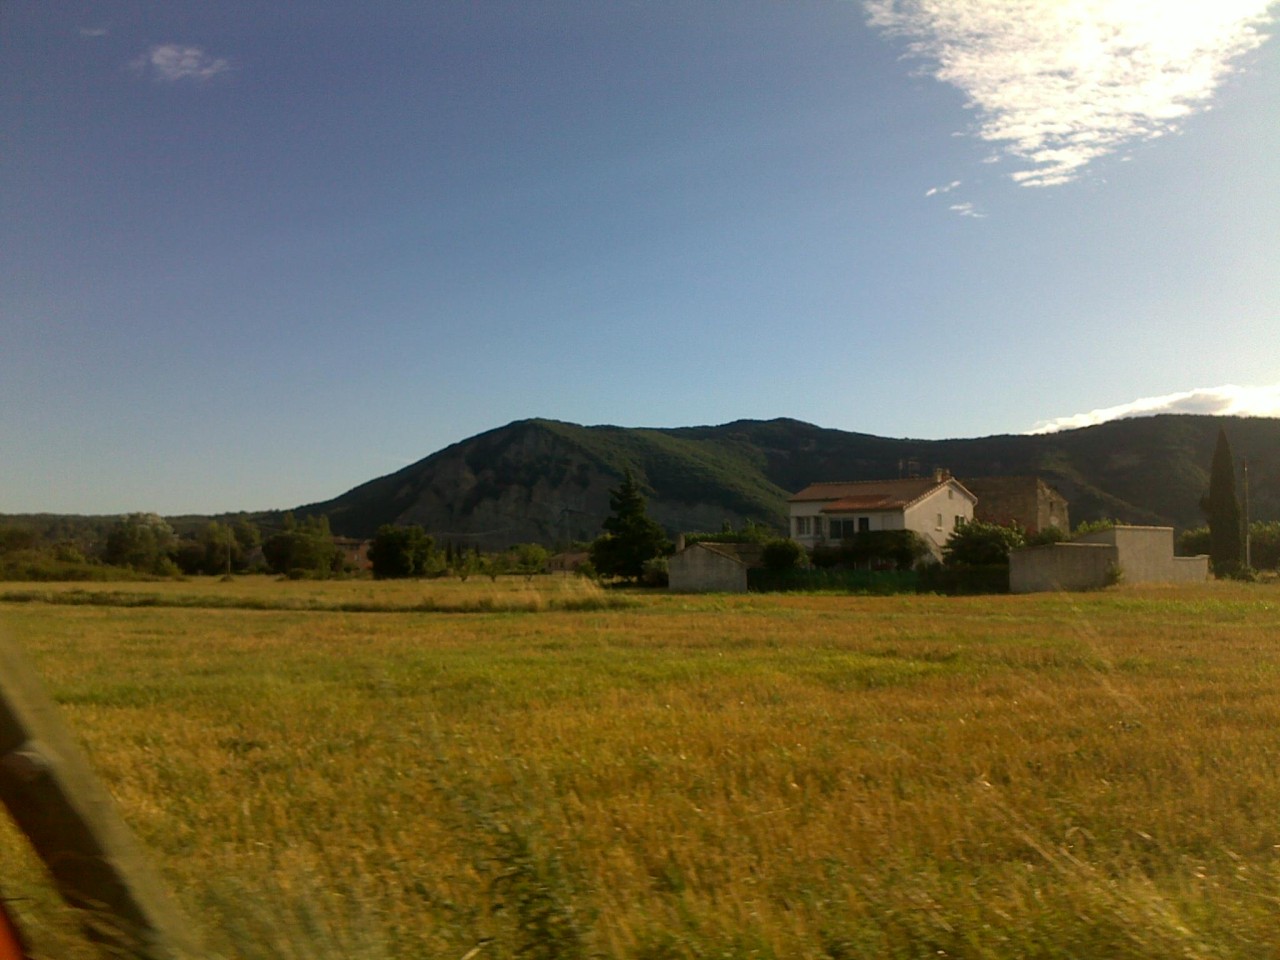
<box><xmin>547</xmin><ymin>550</ymin><xmax>590</xmax><ymax>575</ymax></box>
<box><xmin>332</xmin><ymin>537</ymin><xmax>371</xmax><ymax>571</ymax></box>
<box><xmin>668</xmin><ymin>541</ymin><xmax>765</xmax><ymax>593</ymax></box>
<box><xmin>788</xmin><ymin>471</ymin><xmax>976</xmax><ymax>562</ymax></box>
<box><xmin>1010</xmin><ymin>525</ymin><xmax>1208</xmax><ymax>593</ymax></box>
<box><xmin>963</xmin><ymin>476</ymin><xmax>1069</xmax><ymax>534</ymax></box>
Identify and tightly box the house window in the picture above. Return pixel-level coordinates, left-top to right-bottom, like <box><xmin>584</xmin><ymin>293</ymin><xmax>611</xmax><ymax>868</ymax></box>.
<box><xmin>954</xmin><ymin>515</ymin><xmax>963</xmax><ymax>529</ymax></box>
<box><xmin>858</xmin><ymin>516</ymin><xmax>870</xmax><ymax>532</ymax></box>
<box><xmin>794</xmin><ymin>516</ymin><xmax>811</xmax><ymax>536</ymax></box>
<box><xmin>830</xmin><ymin>519</ymin><xmax>855</xmax><ymax>539</ymax></box>
<box><xmin>936</xmin><ymin>513</ymin><xmax>944</xmax><ymax>529</ymax></box>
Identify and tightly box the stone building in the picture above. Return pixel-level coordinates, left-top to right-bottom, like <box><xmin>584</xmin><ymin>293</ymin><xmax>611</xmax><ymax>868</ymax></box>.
<box><xmin>962</xmin><ymin>476</ymin><xmax>1069</xmax><ymax>534</ymax></box>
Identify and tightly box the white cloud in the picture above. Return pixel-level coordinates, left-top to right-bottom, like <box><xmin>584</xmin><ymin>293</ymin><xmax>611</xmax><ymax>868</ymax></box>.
<box><xmin>864</xmin><ymin>1</ymin><xmax>1279</xmax><ymax>186</ymax></box>
<box><xmin>1029</xmin><ymin>384</ymin><xmax>1280</xmax><ymax>433</ymax></box>
<box><xmin>130</xmin><ymin>44</ymin><xmax>232</xmax><ymax>82</ymax></box>
<box><xmin>79</xmin><ymin>27</ymin><xmax>109</xmax><ymax>38</ymax></box>
<box><xmin>949</xmin><ymin>200</ymin><xmax>985</xmax><ymax>217</ymax></box>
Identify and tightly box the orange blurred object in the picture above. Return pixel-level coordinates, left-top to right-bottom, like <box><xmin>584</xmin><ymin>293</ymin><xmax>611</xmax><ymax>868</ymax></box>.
<box><xmin>0</xmin><ymin>899</ymin><xmax>29</xmax><ymax>960</ymax></box>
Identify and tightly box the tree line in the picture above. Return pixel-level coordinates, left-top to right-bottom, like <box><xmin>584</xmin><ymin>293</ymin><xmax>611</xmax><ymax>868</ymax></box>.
<box><xmin>1</xmin><ymin>431</ymin><xmax>1269</xmax><ymax>585</ymax></box>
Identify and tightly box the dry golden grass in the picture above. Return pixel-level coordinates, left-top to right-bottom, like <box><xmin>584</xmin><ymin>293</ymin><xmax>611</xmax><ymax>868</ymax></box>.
<box><xmin>2</xmin><ymin>579</ymin><xmax>1279</xmax><ymax>958</ymax></box>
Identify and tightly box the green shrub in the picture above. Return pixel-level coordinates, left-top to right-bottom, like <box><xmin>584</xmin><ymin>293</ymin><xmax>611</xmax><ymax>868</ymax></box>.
<box><xmin>640</xmin><ymin>556</ymin><xmax>669</xmax><ymax>588</ymax></box>
<box><xmin>942</xmin><ymin>521</ymin><xmax>1024</xmax><ymax>567</ymax></box>
<box><xmin>1073</xmin><ymin>518</ymin><xmax>1118</xmax><ymax>537</ymax></box>
<box><xmin>1177</xmin><ymin>526</ymin><xmax>1211</xmax><ymax>557</ymax></box>
<box><xmin>761</xmin><ymin>538</ymin><xmax>805</xmax><ymax>572</ymax></box>
<box><xmin>1027</xmin><ymin>526</ymin><xmax>1067</xmax><ymax>546</ymax></box>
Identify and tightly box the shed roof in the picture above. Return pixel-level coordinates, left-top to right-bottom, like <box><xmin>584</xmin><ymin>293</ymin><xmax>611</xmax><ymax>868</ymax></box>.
<box><xmin>687</xmin><ymin>541</ymin><xmax>766</xmax><ymax>568</ymax></box>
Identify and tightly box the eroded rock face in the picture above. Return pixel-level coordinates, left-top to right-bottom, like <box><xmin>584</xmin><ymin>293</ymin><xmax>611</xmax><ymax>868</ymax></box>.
<box><xmin>388</xmin><ymin>427</ymin><xmax>761</xmax><ymax>550</ymax></box>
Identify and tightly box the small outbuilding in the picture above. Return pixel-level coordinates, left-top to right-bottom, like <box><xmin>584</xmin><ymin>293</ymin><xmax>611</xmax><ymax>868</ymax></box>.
<box><xmin>1010</xmin><ymin>525</ymin><xmax>1208</xmax><ymax>593</ymax></box>
<box><xmin>668</xmin><ymin>541</ymin><xmax>765</xmax><ymax>593</ymax></box>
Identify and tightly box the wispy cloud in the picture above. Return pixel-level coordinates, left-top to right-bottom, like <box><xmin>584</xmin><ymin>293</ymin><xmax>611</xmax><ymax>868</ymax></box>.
<box><xmin>129</xmin><ymin>44</ymin><xmax>232</xmax><ymax>82</ymax></box>
<box><xmin>948</xmin><ymin>200</ymin><xmax>985</xmax><ymax>218</ymax></box>
<box><xmin>924</xmin><ymin>179</ymin><xmax>962</xmax><ymax>197</ymax></box>
<box><xmin>1029</xmin><ymin>384</ymin><xmax>1280</xmax><ymax>433</ymax></box>
<box><xmin>79</xmin><ymin>27</ymin><xmax>109</xmax><ymax>38</ymax></box>
<box><xmin>865</xmin><ymin>1</ymin><xmax>1279</xmax><ymax>186</ymax></box>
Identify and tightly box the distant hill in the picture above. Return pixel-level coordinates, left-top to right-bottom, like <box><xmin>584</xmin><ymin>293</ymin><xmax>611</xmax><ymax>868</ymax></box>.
<box><xmin>292</xmin><ymin>415</ymin><xmax>1280</xmax><ymax>549</ymax></box>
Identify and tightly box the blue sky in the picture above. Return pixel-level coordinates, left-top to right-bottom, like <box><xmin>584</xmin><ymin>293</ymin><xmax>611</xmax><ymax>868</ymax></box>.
<box><xmin>4</xmin><ymin>1</ymin><xmax>1278</xmax><ymax>514</ymax></box>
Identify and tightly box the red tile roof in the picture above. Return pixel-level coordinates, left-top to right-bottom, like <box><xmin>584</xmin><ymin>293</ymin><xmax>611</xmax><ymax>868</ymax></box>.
<box><xmin>789</xmin><ymin>477</ymin><xmax>975</xmax><ymax>512</ymax></box>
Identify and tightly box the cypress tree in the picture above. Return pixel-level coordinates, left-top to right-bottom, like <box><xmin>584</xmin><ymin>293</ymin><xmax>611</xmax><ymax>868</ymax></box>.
<box><xmin>1202</xmin><ymin>427</ymin><xmax>1243</xmax><ymax>575</ymax></box>
<box><xmin>590</xmin><ymin>469</ymin><xmax>670</xmax><ymax>580</ymax></box>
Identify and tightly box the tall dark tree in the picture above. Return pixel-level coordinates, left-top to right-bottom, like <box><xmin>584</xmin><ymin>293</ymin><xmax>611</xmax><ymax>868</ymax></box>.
<box><xmin>590</xmin><ymin>470</ymin><xmax>670</xmax><ymax>581</ymax></box>
<box><xmin>368</xmin><ymin>524</ymin><xmax>438</xmax><ymax>579</ymax></box>
<box><xmin>1201</xmin><ymin>427</ymin><xmax>1243</xmax><ymax>574</ymax></box>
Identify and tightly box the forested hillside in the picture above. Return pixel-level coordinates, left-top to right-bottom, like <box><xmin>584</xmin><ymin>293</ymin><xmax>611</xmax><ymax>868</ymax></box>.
<box><xmin>289</xmin><ymin>415</ymin><xmax>1280</xmax><ymax>548</ymax></box>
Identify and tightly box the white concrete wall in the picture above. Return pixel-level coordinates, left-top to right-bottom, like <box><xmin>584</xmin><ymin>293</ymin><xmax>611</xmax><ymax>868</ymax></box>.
<box><xmin>1076</xmin><ymin>526</ymin><xmax>1165</xmax><ymax>583</ymax></box>
<box><xmin>1169</xmin><ymin>556</ymin><xmax>1211</xmax><ymax>582</ymax></box>
<box><xmin>668</xmin><ymin>546</ymin><xmax>748</xmax><ymax>592</ymax></box>
<box><xmin>1076</xmin><ymin>526</ymin><xmax>1209</xmax><ymax>586</ymax></box>
<box><xmin>1012</xmin><ymin>526</ymin><xmax>1210</xmax><ymax>592</ymax></box>
<box><xmin>1010</xmin><ymin>542</ymin><xmax>1116</xmax><ymax>593</ymax></box>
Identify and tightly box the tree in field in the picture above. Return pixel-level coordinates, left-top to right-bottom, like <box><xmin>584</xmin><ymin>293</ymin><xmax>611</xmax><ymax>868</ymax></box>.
<box><xmin>511</xmin><ymin>543</ymin><xmax>550</xmax><ymax>581</ymax></box>
<box><xmin>102</xmin><ymin>513</ymin><xmax>177</xmax><ymax>574</ymax></box>
<box><xmin>483</xmin><ymin>551</ymin><xmax>511</xmax><ymax>582</ymax></box>
<box><xmin>262</xmin><ymin>514</ymin><xmax>341</xmax><ymax>577</ymax></box>
<box><xmin>368</xmin><ymin>524</ymin><xmax>439</xmax><ymax>579</ymax></box>
<box><xmin>451</xmin><ymin>546</ymin><xmax>483</xmax><ymax>582</ymax></box>
<box><xmin>1200</xmin><ymin>427</ymin><xmax>1243</xmax><ymax>575</ymax></box>
<box><xmin>589</xmin><ymin>470</ymin><xmax>671</xmax><ymax>581</ymax></box>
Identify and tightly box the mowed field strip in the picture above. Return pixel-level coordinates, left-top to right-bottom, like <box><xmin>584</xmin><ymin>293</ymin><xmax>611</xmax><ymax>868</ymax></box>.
<box><xmin>2</xmin><ymin>578</ymin><xmax>1279</xmax><ymax>959</ymax></box>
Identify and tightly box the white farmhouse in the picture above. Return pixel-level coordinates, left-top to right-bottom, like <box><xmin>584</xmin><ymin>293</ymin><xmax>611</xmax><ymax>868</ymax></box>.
<box><xmin>788</xmin><ymin>471</ymin><xmax>976</xmax><ymax>561</ymax></box>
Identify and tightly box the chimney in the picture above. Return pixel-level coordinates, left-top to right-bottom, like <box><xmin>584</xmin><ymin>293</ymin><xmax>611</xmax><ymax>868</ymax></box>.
<box><xmin>933</xmin><ymin>468</ymin><xmax>951</xmax><ymax>483</ymax></box>
<box><xmin>675</xmin><ymin>533</ymin><xmax>686</xmax><ymax>552</ymax></box>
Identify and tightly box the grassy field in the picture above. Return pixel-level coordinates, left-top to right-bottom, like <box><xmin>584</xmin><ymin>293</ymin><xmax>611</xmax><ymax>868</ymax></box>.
<box><xmin>2</xmin><ymin>577</ymin><xmax>1279</xmax><ymax>959</ymax></box>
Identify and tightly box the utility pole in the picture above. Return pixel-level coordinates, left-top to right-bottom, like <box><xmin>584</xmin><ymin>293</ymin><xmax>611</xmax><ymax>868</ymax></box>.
<box><xmin>1242</xmin><ymin>457</ymin><xmax>1251</xmax><ymax>570</ymax></box>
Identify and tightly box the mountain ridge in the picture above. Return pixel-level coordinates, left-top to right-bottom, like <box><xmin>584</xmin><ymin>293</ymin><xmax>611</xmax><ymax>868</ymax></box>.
<box><xmin>293</xmin><ymin>414</ymin><xmax>1280</xmax><ymax>549</ymax></box>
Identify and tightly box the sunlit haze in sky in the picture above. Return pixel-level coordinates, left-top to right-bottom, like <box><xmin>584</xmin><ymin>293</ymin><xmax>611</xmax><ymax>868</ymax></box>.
<box><xmin>4</xmin><ymin>1</ymin><xmax>1278</xmax><ymax>514</ymax></box>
